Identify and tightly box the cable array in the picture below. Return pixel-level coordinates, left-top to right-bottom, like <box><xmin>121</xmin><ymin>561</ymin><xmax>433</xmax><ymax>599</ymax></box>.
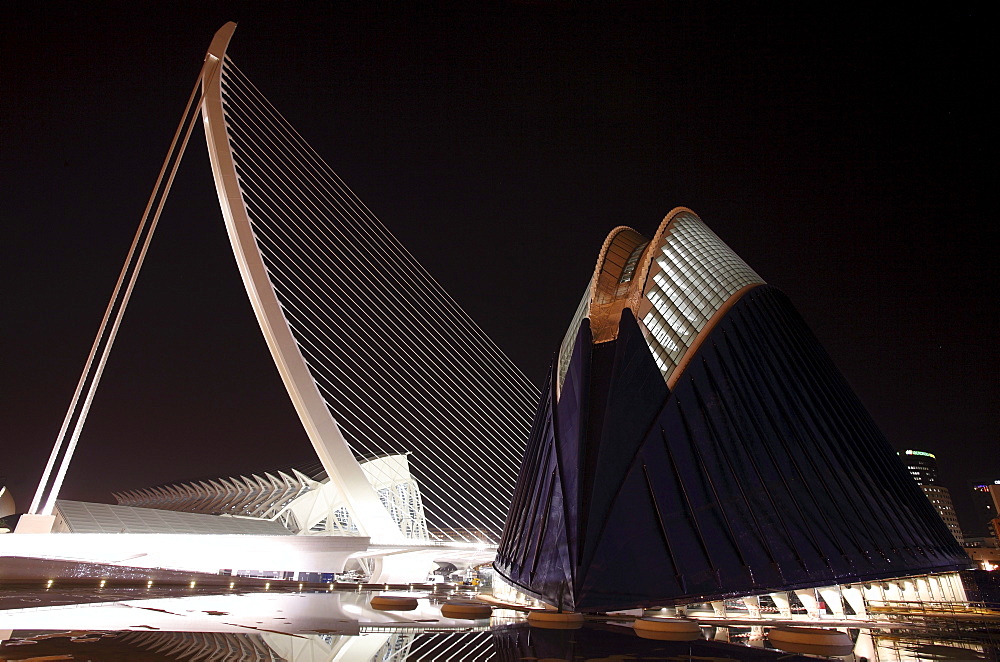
<box><xmin>217</xmin><ymin>58</ymin><xmax>537</xmax><ymax>543</ymax></box>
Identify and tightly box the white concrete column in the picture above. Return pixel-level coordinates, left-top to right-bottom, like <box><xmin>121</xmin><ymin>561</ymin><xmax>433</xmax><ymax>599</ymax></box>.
<box><xmin>793</xmin><ymin>588</ymin><xmax>820</xmax><ymax>619</ymax></box>
<box><xmin>713</xmin><ymin>626</ymin><xmax>730</xmax><ymax>642</ymax></box>
<box><xmin>748</xmin><ymin>625</ymin><xmax>765</xmax><ymax>647</ymax></box>
<box><xmin>743</xmin><ymin>595</ymin><xmax>762</xmax><ymax>619</ymax></box>
<box><xmin>862</xmin><ymin>583</ymin><xmax>884</xmax><ymax>610</ymax></box>
<box><xmin>710</xmin><ymin>600</ymin><xmax>727</xmax><ymax>617</ymax></box>
<box><xmin>854</xmin><ymin>631</ymin><xmax>877</xmax><ymax>660</ymax></box>
<box><xmin>769</xmin><ymin>591</ymin><xmax>792</xmax><ymax>618</ymax></box>
<box><xmin>880</xmin><ymin>581</ymin><xmax>901</xmax><ymax>607</ymax></box>
<box><xmin>942</xmin><ymin>572</ymin><xmax>967</xmax><ymax>602</ymax></box>
<box><xmin>818</xmin><ymin>587</ymin><xmax>845</xmax><ymax>618</ymax></box>
<box><xmin>916</xmin><ymin>576</ymin><xmax>932</xmax><ymax>602</ymax></box>
<box><xmin>926</xmin><ymin>575</ymin><xmax>940</xmax><ymax>600</ymax></box>
<box><xmin>902</xmin><ymin>579</ymin><xmax>919</xmax><ymax>602</ymax></box>
<box><xmin>841</xmin><ymin>586</ymin><xmax>867</xmax><ymax>619</ymax></box>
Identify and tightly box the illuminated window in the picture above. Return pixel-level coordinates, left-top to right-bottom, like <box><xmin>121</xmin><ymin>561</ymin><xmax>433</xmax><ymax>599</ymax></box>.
<box><xmin>639</xmin><ymin>213</ymin><xmax>764</xmax><ymax>383</ymax></box>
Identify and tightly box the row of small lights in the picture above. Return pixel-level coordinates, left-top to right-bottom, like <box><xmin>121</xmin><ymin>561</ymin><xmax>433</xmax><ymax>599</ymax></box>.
<box><xmin>42</xmin><ymin>579</ymin><xmax>465</xmax><ymax>591</ymax></box>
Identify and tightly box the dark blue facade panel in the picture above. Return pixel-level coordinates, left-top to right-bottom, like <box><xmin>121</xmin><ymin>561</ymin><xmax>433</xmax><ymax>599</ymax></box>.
<box><xmin>495</xmin><ymin>285</ymin><xmax>970</xmax><ymax>611</ymax></box>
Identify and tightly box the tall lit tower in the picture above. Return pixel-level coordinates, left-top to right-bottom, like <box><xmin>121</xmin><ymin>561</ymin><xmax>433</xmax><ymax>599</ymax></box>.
<box><xmin>971</xmin><ymin>480</ymin><xmax>1000</xmax><ymax>542</ymax></box>
<box><xmin>901</xmin><ymin>450</ymin><xmax>964</xmax><ymax>545</ymax></box>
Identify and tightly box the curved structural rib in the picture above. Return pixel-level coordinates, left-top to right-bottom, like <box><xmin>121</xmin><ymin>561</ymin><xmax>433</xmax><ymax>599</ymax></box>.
<box><xmin>556</xmin><ymin>207</ymin><xmax>765</xmax><ymax>395</ymax></box>
<box><xmin>200</xmin><ymin>22</ymin><xmax>403</xmax><ymax>543</ymax></box>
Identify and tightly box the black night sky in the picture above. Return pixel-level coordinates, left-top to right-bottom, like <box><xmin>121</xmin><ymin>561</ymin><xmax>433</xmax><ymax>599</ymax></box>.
<box><xmin>2</xmin><ymin>5</ymin><xmax>995</xmax><ymax>534</ymax></box>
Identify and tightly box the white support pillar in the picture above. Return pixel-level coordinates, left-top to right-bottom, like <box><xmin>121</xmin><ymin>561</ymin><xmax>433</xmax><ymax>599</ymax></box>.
<box><xmin>710</xmin><ymin>600</ymin><xmax>727</xmax><ymax>617</ymax></box>
<box><xmin>841</xmin><ymin>586</ymin><xmax>867</xmax><ymax>620</ymax></box>
<box><xmin>748</xmin><ymin>625</ymin><xmax>765</xmax><ymax>647</ymax></box>
<box><xmin>713</xmin><ymin>626</ymin><xmax>730</xmax><ymax>642</ymax></box>
<box><xmin>200</xmin><ymin>22</ymin><xmax>405</xmax><ymax>545</ymax></box>
<box><xmin>916</xmin><ymin>576</ymin><xmax>933</xmax><ymax>602</ymax></box>
<box><xmin>862</xmin><ymin>583</ymin><xmax>884</xmax><ymax>610</ymax></box>
<box><xmin>942</xmin><ymin>572</ymin><xmax>967</xmax><ymax>602</ymax></box>
<box><xmin>927</xmin><ymin>575</ymin><xmax>941</xmax><ymax>600</ymax></box>
<box><xmin>793</xmin><ymin>588</ymin><xmax>820</xmax><ymax>619</ymax></box>
<box><xmin>13</xmin><ymin>514</ymin><xmax>56</xmax><ymax>534</ymax></box>
<box><xmin>818</xmin><ymin>586</ymin><xmax>845</xmax><ymax>618</ymax></box>
<box><xmin>743</xmin><ymin>595</ymin><xmax>762</xmax><ymax>619</ymax></box>
<box><xmin>854</xmin><ymin>631</ymin><xmax>877</xmax><ymax>660</ymax></box>
<box><xmin>769</xmin><ymin>591</ymin><xmax>791</xmax><ymax>618</ymax></box>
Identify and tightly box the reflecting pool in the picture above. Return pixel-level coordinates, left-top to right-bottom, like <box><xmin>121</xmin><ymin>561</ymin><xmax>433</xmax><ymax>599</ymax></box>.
<box><xmin>1</xmin><ymin>587</ymin><xmax>997</xmax><ymax>661</ymax></box>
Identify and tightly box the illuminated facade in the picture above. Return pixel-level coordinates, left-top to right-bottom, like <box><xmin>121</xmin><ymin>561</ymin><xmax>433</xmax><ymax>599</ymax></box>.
<box><xmin>495</xmin><ymin>208</ymin><xmax>971</xmax><ymax>611</ymax></box>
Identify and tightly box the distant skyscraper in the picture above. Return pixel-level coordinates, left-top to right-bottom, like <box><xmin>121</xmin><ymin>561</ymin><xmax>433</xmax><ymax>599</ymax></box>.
<box><xmin>971</xmin><ymin>480</ymin><xmax>1000</xmax><ymax>540</ymax></box>
<box><xmin>900</xmin><ymin>450</ymin><xmax>964</xmax><ymax>545</ymax></box>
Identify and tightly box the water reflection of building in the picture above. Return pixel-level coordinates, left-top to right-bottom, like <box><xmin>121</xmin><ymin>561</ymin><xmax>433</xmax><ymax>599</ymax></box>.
<box><xmin>112</xmin><ymin>629</ymin><xmax>495</xmax><ymax>662</ymax></box>
<box><xmin>899</xmin><ymin>449</ymin><xmax>965</xmax><ymax>545</ymax></box>
<box><xmin>0</xmin><ymin>591</ymin><xmax>499</xmax><ymax>662</ymax></box>
<box><xmin>495</xmin><ymin>208</ymin><xmax>972</xmax><ymax>612</ymax></box>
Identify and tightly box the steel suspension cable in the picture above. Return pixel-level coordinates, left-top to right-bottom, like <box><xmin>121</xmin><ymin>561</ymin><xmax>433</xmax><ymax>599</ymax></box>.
<box><xmin>217</xmin><ymin>58</ymin><xmax>539</xmax><ymax>539</ymax></box>
<box><xmin>220</xmin><ymin>73</ymin><xmax>538</xmax><ymax>415</ymax></box>
<box><xmin>222</xmin><ymin>61</ymin><xmax>537</xmax><ymax>406</ymax></box>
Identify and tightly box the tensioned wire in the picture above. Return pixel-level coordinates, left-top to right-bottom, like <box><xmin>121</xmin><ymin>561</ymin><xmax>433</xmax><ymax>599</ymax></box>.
<box><xmin>217</xmin><ymin>63</ymin><xmax>540</xmax><ymax>436</ymax></box>
<box><xmin>220</xmin><ymin>59</ymin><xmax>531</xmax><ymax>544</ymax></box>
<box><xmin>222</xmin><ymin>61</ymin><xmax>537</xmax><ymax>408</ymax></box>
<box><xmin>221</xmin><ymin>78</ymin><xmax>536</xmax><ymax>456</ymax></box>
<box><xmin>243</xmin><ymin>216</ymin><xmax>525</xmax><ymax>484</ymax></box>
<box><xmin>408</xmin><ymin>631</ymin><xmax>494</xmax><ymax>662</ymax></box>
<box><xmin>220</xmin><ymin>96</ymin><xmax>536</xmax><ymax>416</ymax></box>
<box><xmin>220</xmin><ymin>62</ymin><xmax>538</xmax><ymax>412</ymax></box>
<box><xmin>228</xmin><ymin>152</ymin><xmax>531</xmax><ymax>460</ymax></box>
<box><xmin>221</xmin><ymin>89</ymin><xmax>540</xmax><ymax>426</ymax></box>
<box><xmin>219</xmin><ymin>87</ymin><xmax>532</xmax><ymax>528</ymax></box>
<box><xmin>229</xmin><ymin>140</ymin><xmax>532</xmax><ymax>472</ymax></box>
<box><xmin>224</xmin><ymin>129</ymin><xmax>531</xmax><ymax>466</ymax></box>
<box><xmin>237</xmin><ymin>256</ymin><xmax>516</xmax><ymax>536</ymax></box>
<box><xmin>228</xmin><ymin>132</ymin><xmax>524</xmax><ymax>535</ymax></box>
<box><xmin>220</xmin><ymin>66</ymin><xmax>538</xmax><ymax>421</ymax></box>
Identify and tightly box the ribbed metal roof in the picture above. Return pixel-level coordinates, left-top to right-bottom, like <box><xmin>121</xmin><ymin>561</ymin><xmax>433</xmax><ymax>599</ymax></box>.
<box><xmin>54</xmin><ymin>500</ymin><xmax>291</xmax><ymax>535</ymax></box>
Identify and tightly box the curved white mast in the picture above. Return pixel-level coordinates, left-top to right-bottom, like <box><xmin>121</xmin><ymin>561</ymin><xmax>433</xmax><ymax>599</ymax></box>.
<box><xmin>200</xmin><ymin>23</ymin><xmax>404</xmax><ymax>543</ymax></box>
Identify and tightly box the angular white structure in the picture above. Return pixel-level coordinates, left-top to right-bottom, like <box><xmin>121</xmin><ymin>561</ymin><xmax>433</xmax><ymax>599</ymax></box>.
<box><xmin>199</xmin><ymin>23</ymin><xmax>535</xmax><ymax>545</ymax></box>
<box><xmin>200</xmin><ymin>24</ymin><xmax>405</xmax><ymax>544</ymax></box>
<box><xmin>115</xmin><ymin>455</ymin><xmax>428</xmax><ymax>539</ymax></box>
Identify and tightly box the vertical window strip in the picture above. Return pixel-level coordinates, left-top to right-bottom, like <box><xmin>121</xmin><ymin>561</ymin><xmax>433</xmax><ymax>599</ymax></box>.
<box><xmin>638</xmin><ymin>213</ymin><xmax>765</xmax><ymax>385</ymax></box>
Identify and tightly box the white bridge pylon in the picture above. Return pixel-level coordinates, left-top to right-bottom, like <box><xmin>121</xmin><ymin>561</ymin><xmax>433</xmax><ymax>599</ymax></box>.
<box><xmin>21</xmin><ymin>22</ymin><xmax>536</xmax><ymax>544</ymax></box>
<box><xmin>201</xmin><ymin>23</ymin><xmax>404</xmax><ymax>544</ymax></box>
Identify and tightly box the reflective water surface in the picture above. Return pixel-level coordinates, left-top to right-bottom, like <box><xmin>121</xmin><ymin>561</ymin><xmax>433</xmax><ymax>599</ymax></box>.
<box><xmin>1</xmin><ymin>588</ymin><xmax>997</xmax><ymax>661</ymax></box>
